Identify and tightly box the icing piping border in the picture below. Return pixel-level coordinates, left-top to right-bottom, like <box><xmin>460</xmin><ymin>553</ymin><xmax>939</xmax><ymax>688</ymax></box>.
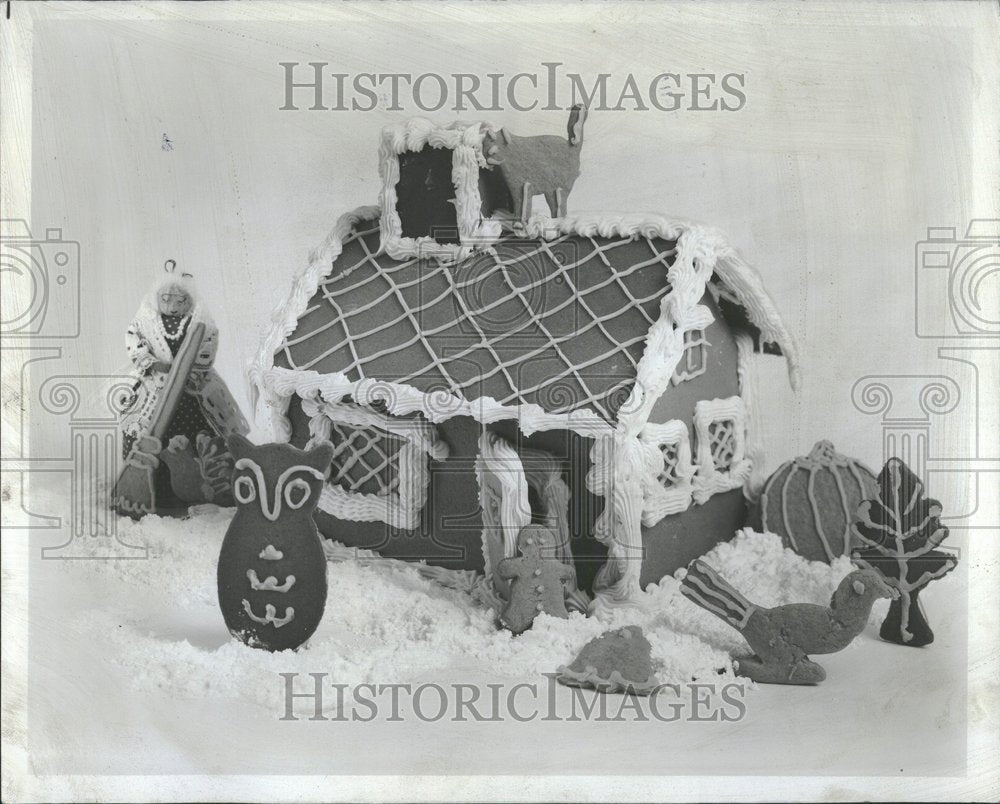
<box><xmin>378</xmin><ymin>118</ymin><xmax>502</xmax><ymax>261</ymax></box>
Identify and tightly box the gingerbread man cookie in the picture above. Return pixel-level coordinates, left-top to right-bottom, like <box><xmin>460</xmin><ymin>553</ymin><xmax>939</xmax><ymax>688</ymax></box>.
<box><xmin>497</xmin><ymin>525</ymin><xmax>574</xmax><ymax>635</ymax></box>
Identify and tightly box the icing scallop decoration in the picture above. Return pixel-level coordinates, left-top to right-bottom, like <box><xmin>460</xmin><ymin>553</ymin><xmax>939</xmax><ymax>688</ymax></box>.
<box><xmin>749</xmin><ymin>441</ymin><xmax>878</xmax><ymax>564</ymax></box>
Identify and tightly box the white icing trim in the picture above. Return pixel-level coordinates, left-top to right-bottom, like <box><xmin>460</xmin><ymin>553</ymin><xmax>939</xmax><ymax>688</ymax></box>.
<box><xmin>241</xmin><ymin>599</ymin><xmax>294</xmax><ymax>628</ymax></box>
<box><xmin>670</xmin><ymin>329</ymin><xmax>708</xmax><ymax>386</ymax></box>
<box><xmin>586</xmin><ymin>434</ymin><xmax>648</xmax><ymax>613</ymax></box>
<box><xmin>638</xmin><ymin>419</ymin><xmax>696</xmax><ymax>527</ymax></box>
<box><xmin>691</xmin><ymin>396</ymin><xmax>751</xmax><ymax>504</ymax></box>
<box><xmin>249</xmin><ymin>207</ymin><xmax>797</xmax><ymax>443</ymax></box>
<box><xmin>259</xmin><ymin>545</ymin><xmax>283</xmax><ymax>561</ymax></box>
<box><xmin>735</xmin><ymin>331</ymin><xmax>767</xmax><ymax>499</ymax></box>
<box><xmin>711</xmin><ymin>250</ymin><xmax>801</xmax><ymax>392</ymax></box>
<box><xmin>617</xmin><ymin>226</ymin><xmax>719</xmax><ymax>438</ymax></box>
<box><xmin>378</xmin><ymin>118</ymin><xmax>501</xmax><ymax>261</ymax></box>
<box><xmin>233</xmin><ymin>458</ymin><xmax>325</xmax><ymax>522</ymax></box>
<box><xmin>247</xmin><ymin>569</ymin><xmax>296</xmax><ymax>593</ymax></box>
<box><xmin>257</xmin><ymin>366</ymin><xmax>614</xmax><ymax>442</ymax></box>
<box><xmin>302</xmin><ymin>395</ymin><xmax>448</xmax><ymax>532</ymax></box>
<box><xmin>475</xmin><ymin>430</ymin><xmax>531</xmax><ymax>602</ymax></box>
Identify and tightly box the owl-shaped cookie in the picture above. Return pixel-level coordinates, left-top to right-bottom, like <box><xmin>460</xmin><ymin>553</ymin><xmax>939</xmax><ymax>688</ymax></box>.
<box><xmin>217</xmin><ymin>434</ymin><xmax>333</xmax><ymax>652</ymax></box>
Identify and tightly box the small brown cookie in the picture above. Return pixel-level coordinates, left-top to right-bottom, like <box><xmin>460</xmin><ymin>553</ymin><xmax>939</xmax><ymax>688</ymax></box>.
<box><xmin>497</xmin><ymin>525</ymin><xmax>574</xmax><ymax>635</ymax></box>
<box><xmin>557</xmin><ymin>626</ymin><xmax>659</xmax><ymax>695</ymax></box>
<box><xmin>749</xmin><ymin>440</ymin><xmax>878</xmax><ymax>563</ymax></box>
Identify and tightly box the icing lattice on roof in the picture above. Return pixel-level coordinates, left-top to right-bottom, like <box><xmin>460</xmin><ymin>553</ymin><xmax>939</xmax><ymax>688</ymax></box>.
<box><xmin>274</xmin><ymin>217</ymin><xmax>678</xmax><ymax>423</ymax></box>
<box><xmin>250</xmin><ymin>207</ymin><xmax>798</xmax><ymax>440</ymax></box>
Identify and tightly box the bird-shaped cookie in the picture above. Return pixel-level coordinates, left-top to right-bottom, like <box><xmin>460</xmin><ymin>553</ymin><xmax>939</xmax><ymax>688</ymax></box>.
<box><xmin>681</xmin><ymin>559</ymin><xmax>894</xmax><ymax>684</ymax></box>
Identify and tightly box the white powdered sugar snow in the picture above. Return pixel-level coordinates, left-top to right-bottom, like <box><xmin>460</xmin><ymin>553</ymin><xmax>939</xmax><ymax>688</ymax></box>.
<box><xmin>50</xmin><ymin>508</ymin><xmax>877</xmax><ymax>714</ymax></box>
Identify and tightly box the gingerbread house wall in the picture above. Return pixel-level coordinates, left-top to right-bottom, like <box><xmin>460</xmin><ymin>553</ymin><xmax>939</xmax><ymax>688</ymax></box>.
<box><xmin>286</xmin><ymin>396</ymin><xmax>486</xmax><ymax>571</ymax></box>
<box><xmin>640</xmin><ymin>289</ymin><xmax>744</xmax><ymax>583</ymax></box>
<box><xmin>287</xmin><ymin>390</ymin><xmax>608</xmax><ymax>589</ymax></box>
<box><xmin>284</xmin><ymin>288</ymin><xmax>747</xmax><ymax>591</ymax></box>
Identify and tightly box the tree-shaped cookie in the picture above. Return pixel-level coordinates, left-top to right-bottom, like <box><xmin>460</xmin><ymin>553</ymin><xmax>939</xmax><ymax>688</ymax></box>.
<box><xmin>497</xmin><ymin>525</ymin><xmax>574</xmax><ymax>635</ymax></box>
<box><xmin>851</xmin><ymin>458</ymin><xmax>958</xmax><ymax>647</ymax></box>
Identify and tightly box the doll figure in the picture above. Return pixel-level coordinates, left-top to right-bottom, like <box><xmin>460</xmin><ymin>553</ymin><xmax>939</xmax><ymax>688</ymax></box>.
<box><xmin>119</xmin><ymin>261</ymin><xmax>248</xmax><ymax>510</ymax></box>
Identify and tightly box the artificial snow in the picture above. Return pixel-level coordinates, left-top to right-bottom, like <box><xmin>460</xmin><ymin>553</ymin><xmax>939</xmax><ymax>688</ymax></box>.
<box><xmin>51</xmin><ymin>509</ymin><xmax>883</xmax><ymax>715</ymax></box>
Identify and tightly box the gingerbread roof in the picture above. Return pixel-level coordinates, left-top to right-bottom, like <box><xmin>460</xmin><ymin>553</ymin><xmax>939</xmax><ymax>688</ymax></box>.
<box><xmin>253</xmin><ymin>206</ymin><xmax>799</xmax><ymax>436</ymax></box>
<box><xmin>273</xmin><ymin>216</ymin><xmax>677</xmax><ymax>423</ymax></box>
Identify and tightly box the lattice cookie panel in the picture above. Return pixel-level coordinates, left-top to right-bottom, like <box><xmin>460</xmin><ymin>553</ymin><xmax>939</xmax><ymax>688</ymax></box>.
<box><xmin>327</xmin><ymin>422</ymin><xmax>402</xmax><ymax>497</ymax></box>
<box><xmin>706</xmin><ymin>418</ymin><xmax>737</xmax><ymax>472</ymax></box>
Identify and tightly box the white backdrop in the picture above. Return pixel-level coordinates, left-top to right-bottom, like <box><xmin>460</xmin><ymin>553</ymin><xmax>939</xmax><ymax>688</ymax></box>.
<box><xmin>16</xmin><ymin>2</ymin><xmax>998</xmax><ymax>489</ymax></box>
<box><xmin>2</xmin><ymin>3</ymin><xmax>998</xmax><ymax>800</ymax></box>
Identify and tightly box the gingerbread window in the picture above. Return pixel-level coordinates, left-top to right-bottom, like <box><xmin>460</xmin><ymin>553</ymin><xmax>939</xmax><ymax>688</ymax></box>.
<box><xmin>692</xmin><ymin>396</ymin><xmax>751</xmax><ymax>504</ymax></box>
<box><xmin>671</xmin><ymin>328</ymin><xmax>708</xmax><ymax>385</ymax></box>
<box><xmin>302</xmin><ymin>397</ymin><xmax>448</xmax><ymax>531</ymax></box>
<box><xmin>379</xmin><ymin>121</ymin><xmax>503</xmax><ymax>260</ymax></box>
<box><xmin>639</xmin><ymin>419</ymin><xmax>696</xmax><ymax>526</ymax></box>
<box><xmin>325</xmin><ymin>421</ymin><xmax>402</xmax><ymax>498</ymax></box>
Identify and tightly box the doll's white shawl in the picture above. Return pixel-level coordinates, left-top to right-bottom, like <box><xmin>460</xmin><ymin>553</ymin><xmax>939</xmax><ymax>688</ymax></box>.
<box><xmin>121</xmin><ymin>291</ymin><xmax>248</xmax><ymax>447</ymax></box>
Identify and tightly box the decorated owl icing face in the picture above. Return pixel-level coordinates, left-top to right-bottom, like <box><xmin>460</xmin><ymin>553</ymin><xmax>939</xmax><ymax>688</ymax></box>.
<box><xmin>226</xmin><ymin>434</ymin><xmax>333</xmax><ymax>522</ymax></box>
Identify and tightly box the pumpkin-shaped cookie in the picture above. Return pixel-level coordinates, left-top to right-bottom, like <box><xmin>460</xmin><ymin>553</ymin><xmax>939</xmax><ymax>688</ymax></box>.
<box><xmin>749</xmin><ymin>440</ymin><xmax>878</xmax><ymax>563</ymax></box>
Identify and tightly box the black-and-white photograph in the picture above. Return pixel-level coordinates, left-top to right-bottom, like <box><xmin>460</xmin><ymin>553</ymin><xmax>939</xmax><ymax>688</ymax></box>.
<box><xmin>1</xmin><ymin>2</ymin><xmax>997</xmax><ymax>801</ymax></box>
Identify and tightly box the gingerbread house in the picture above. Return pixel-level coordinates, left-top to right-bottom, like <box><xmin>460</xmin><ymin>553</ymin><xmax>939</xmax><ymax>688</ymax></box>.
<box><xmin>250</xmin><ymin>118</ymin><xmax>799</xmax><ymax>613</ymax></box>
